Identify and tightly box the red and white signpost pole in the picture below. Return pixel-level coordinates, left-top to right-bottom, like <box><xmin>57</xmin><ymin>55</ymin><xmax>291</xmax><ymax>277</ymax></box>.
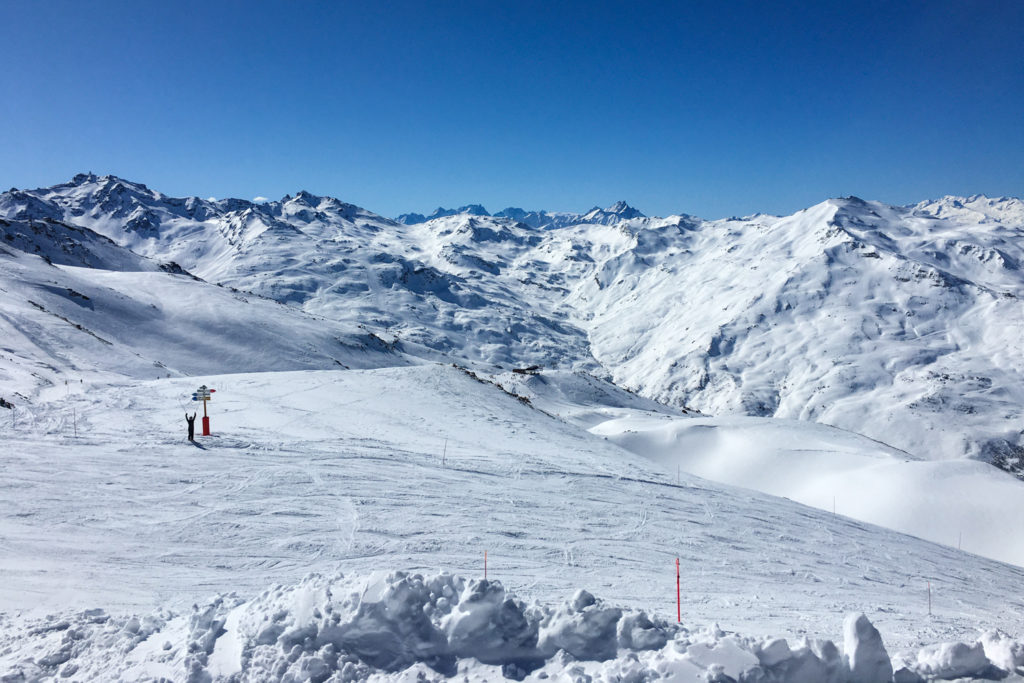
<box><xmin>191</xmin><ymin>385</ymin><xmax>216</xmax><ymax>436</ymax></box>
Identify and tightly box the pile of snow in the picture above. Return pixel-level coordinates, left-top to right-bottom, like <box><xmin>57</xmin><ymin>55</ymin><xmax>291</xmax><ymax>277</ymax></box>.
<box><xmin>3</xmin><ymin>572</ymin><xmax>1022</xmax><ymax>682</ymax></box>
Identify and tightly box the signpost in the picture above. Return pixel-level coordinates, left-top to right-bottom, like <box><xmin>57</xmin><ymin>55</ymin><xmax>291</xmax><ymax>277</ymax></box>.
<box><xmin>191</xmin><ymin>385</ymin><xmax>216</xmax><ymax>436</ymax></box>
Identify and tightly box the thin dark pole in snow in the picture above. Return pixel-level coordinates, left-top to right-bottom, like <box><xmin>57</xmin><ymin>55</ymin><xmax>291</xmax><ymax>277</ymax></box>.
<box><xmin>928</xmin><ymin>581</ymin><xmax>932</xmax><ymax>616</ymax></box>
<box><xmin>958</xmin><ymin>532</ymin><xmax>962</xmax><ymax>550</ymax></box>
<box><xmin>676</xmin><ymin>558</ymin><xmax>681</xmax><ymax>623</ymax></box>
<box><xmin>65</xmin><ymin>378</ymin><xmax>78</xmax><ymax>437</ymax></box>
<box><xmin>833</xmin><ymin>496</ymin><xmax>836</xmax><ymax>515</ymax></box>
<box><xmin>485</xmin><ymin>550</ymin><xmax>488</xmax><ymax>581</ymax></box>
<box><xmin>442</xmin><ymin>438</ymin><xmax>447</xmax><ymax>469</ymax></box>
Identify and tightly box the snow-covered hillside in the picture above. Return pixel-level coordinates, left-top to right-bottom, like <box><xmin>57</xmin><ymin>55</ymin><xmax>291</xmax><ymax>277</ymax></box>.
<box><xmin>572</xmin><ymin>197</ymin><xmax>1024</xmax><ymax>468</ymax></box>
<box><xmin>0</xmin><ymin>219</ymin><xmax>408</xmax><ymax>402</ymax></box>
<box><xmin>2</xmin><ymin>366</ymin><xmax>1024</xmax><ymax>681</ymax></box>
<box><xmin>3</xmin><ymin>174</ymin><xmax>1024</xmax><ymax>680</ymax></box>
<box><xmin>589</xmin><ymin>414</ymin><xmax>1024</xmax><ymax>567</ymax></box>
<box><xmin>3</xmin><ymin>175</ymin><xmax>1022</xmax><ymax>470</ymax></box>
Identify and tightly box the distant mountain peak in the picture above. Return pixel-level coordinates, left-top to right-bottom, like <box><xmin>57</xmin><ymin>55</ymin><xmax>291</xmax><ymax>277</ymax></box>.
<box><xmin>581</xmin><ymin>201</ymin><xmax>646</xmax><ymax>224</ymax></box>
<box><xmin>290</xmin><ymin>190</ymin><xmax>320</xmax><ymax>206</ymax></box>
<box><xmin>71</xmin><ymin>172</ymin><xmax>99</xmax><ymax>185</ymax></box>
<box><xmin>98</xmin><ymin>174</ymin><xmax>144</xmax><ymax>188</ymax></box>
<box><xmin>397</xmin><ymin>205</ymin><xmax>493</xmax><ymax>223</ymax></box>
<box><xmin>396</xmin><ymin>212</ymin><xmax>427</xmax><ymax>225</ymax></box>
<box><xmin>457</xmin><ymin>204</ymin><xmax>490</xmax><ymax>216</ymax></box>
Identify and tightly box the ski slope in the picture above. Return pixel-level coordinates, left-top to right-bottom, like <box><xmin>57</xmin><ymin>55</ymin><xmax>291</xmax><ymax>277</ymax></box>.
<box><xmin>2</xmin><ymin>366</ymin><xmax>1024</xmax><ymax>680</ymax></box>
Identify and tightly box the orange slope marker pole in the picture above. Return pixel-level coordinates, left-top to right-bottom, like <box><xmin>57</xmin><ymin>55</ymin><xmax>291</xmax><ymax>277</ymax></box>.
<box><xmin>676</xmin><ymin>558</ymin><xmax>681</xmax><ymax>623</ymax></box>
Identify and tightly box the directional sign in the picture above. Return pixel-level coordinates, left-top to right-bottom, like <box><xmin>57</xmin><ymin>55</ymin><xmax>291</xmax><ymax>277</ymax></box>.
<box><xmin>193</xmin><ymin>385</ymin><xmax>217</xmax><ymax>436</ymax></box>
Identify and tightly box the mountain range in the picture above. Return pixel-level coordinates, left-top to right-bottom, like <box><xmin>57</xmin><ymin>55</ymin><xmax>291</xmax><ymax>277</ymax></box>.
<box><xmin>396</xmin><ymin>199</ymin><xmax>646</xmax><ymax>228</ymax></box>
<box><xmin>4</xmin><ymin>173</ymin><xmax>1024</xmax><ymax>680</ymax></box>
<box><xmin>3</xmin><ymin>173</ymin><xmax>1021</xmax><ymax>474</ymax></box>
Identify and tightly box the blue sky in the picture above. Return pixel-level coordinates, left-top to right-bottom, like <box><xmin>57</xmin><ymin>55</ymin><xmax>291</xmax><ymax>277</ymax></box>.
<box><xmin>3</xmin><ymin>0</ymin><xmax>1022</xmax><ymax>218</ymax></box>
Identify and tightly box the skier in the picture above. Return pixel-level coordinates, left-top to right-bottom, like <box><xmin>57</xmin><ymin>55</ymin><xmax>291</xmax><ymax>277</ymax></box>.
<box><xmin>186</xmin><ymin>412</ymin><xmax>197</xmax><ymax>441</ymax></box>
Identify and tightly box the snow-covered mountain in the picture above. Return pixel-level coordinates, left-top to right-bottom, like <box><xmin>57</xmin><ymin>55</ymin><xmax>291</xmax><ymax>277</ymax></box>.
<box><xmin>396</xmin><ymin>203</ymin><xmax>492</xmax><ymax>224</ymax></box>
<box><xmin>4</xmin><ymin>174</ymin><xmax>1024</xmax><ymax>681</ymax></box>
<box><xmin>4</xmin><ymin>174</ymin><xmax>1021</xmax><ymax>472</ymax></box>
<box><xmin>0</xmin><ymin>200</ymin><xmax>410</xmax><ymax>403</ymax></box>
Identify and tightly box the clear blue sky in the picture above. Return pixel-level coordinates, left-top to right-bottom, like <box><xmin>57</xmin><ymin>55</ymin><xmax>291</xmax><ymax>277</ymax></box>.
<box><xmin>3</xmin><ymin>0</ymin><xmax>1022</xmax><ymax>219</ymax></box>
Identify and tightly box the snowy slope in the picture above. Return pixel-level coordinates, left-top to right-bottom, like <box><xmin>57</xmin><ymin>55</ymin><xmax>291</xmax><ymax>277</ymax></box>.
<box><xmin>0</xmin><ymin>216</ymin><xmax>160</xmax><ymax>272</ymax></box>
<box><xmin>569</xmin><ymin>198</ymin><xmax>1024</xmax><ymax>467</ymax></box>
<box><xmin>590</xmin><ymin>413</ymin><xmax>1024</xmax><ymax>567</ymax></box>
<box><xmin>3</xmin><ymin>176</ymin><xmax>1023</xmax><ymax>555</ymax></box>
<box><xmin>2</xmin><ymin>365</ymin><xmax>1024</xmax><ymax>681</ymax></box>
<box><xmin>0</xmin><ymin>237</ymin><xmax>408</xmax><ymax>403</ymax></box>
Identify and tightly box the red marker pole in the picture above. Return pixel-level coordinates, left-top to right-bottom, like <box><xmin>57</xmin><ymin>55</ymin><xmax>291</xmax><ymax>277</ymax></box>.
<box><xmin>202</xmin><ymin>396</ymin><xmax>210</xmax><ymax>436</ymax></box>
<box><xmin>676</xmin><ymin>558</ymin><xmax>681</xmax><ymax>623</ymax></box>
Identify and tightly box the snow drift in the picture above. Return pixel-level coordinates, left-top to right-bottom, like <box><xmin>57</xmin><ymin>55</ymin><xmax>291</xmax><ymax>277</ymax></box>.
<box><xmin>3</xmin><ymin>571</ymin><xmax>1022</xmax><ymax>682</ymax></box>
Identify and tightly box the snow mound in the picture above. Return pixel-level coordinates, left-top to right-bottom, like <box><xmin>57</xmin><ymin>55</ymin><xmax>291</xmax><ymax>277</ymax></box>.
<box><xmin>4</xmin><ymin>572</ymin><xmax>1021</xmax><ymax>682</ymax></box>
<box><xmin>844</xmin><ymin>612</ymin><xmax>892</xmax><ymax>683</ymax></box>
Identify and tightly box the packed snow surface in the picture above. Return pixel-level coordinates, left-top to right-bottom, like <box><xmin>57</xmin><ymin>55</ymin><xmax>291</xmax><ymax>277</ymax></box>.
<box><xmin>2</xmin><ymin>366</ymin><xmax>1024</xmax><ymax>680</ymax></box>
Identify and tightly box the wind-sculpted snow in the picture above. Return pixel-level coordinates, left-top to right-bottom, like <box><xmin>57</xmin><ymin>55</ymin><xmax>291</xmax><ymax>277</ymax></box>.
<box><xmin>2</xmin><ymin>175</ymin><xmax>1023</xmax><ymax>468</ymax></box>
<box><xmin>2</xmin><ymin>572</ymin><xmax>1022</xmax><ymax>682</ymax></box>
